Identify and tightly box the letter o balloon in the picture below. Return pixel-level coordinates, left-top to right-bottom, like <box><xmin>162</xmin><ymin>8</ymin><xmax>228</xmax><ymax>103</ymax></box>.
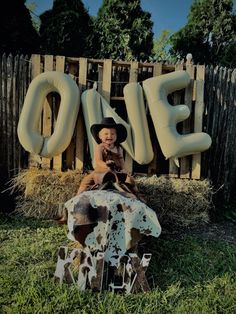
<box><xmin>17</xmin><ymin>71</ymin><xmax>80</xmax><ymax>158</ymax></box>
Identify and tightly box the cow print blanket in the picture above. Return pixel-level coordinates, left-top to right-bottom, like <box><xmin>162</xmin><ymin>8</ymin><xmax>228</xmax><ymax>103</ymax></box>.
<box><xmin>65</xmin><ymin>190</ymin><xmax>161</xmax><ymax>261</ymax></box>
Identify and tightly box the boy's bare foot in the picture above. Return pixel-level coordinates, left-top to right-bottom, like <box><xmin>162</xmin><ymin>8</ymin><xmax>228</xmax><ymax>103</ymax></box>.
<box><xmin>56</xmin><ymin>217</ymin><xmax>67</xmax><ymax>224</ymax></box>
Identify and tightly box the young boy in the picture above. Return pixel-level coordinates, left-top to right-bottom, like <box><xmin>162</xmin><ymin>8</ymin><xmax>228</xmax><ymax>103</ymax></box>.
<box><xmin>77</xmin><ymin>117</ymin><xmax>136</xmax><ymax>194</ymax></box>
<box><xmin>56</xmin><ymin>117</ymin><xmax>138</xmax><ymax>224</ymax></box>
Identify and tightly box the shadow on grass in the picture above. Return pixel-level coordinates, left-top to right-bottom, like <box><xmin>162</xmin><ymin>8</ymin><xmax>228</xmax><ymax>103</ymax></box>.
<box><xmin>140</xmin><ymin>232</ymin><xmax>236</xmax><ymax>290</ymax></box>
<box><xmin>0</xmin><ymin>212</ymin><xmax>56</xmax><ymax>230</ymax></box>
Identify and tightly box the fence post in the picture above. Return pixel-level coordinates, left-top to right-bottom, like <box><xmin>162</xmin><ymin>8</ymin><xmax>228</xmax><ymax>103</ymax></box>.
<box><xmin>192</xmin><ymin>65</ymin><xmax>205</xmax><ymax>179</ymax></box>
<box><xmin>124</xmin><ymin>62</ymin><xmax>140</xmax><ymax>173</ymax></box>
<box><xmin>63</xmin><ymin>61</ymin><xmax>79</xmax><ymax>170</ymax></box>
<box><xmin>102</xmin><ymin>59</ymin><xmax>112</xmax><ymax>103</ymax></box>
<box><xmin>148</xmin><ymin>63</ymin><xmax>162</xmax><ymax>175</ymax></box>
<box><xmin>29</xmin><ymin>54</ymin><xmax>42</xmax><ymax>168</ymax></box>
<box><xmin>180</xmin><ymin>57</ymin><xmax>195</xmax><ymax>178</ymax></box>
<box><xmin>169</xmin><ymin>63</ymin><xmax>184</xmax><ymax>178</ymax></box>
<box><xmin>75</xmin><ymin>57</ymin><xmax>87</xmax><ymax>170</ymax></box>
<box><xmin>52</xmin><ymin>56</ymin><xmax>66</xmax><ymax>171</ymax></box>
<box><xmin>41</xmin><ymin>55</ymin><xmax>54</xmax><ymax>169</ymax></box>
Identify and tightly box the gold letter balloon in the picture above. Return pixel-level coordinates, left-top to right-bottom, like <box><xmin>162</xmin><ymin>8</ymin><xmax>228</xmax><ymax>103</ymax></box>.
<box><xmin>17</xmin><ymin>71</ymin><xmax>80</xmax><ymax>158</ymax></box>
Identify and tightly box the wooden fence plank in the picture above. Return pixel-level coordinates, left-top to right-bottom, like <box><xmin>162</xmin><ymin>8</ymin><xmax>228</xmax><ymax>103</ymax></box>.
<box><xmin>203</xmin><ymin>66</ymin><xmax>218</xmax><ymax>179</ymax></box>
<box><xmin>225</xmin><ymin>69</ymin><xmax>236</xmax><ymax>201</ymax></box>
<box><xmin>216</xmin><ymin>68</ymin><xmax>231</xmax><ymax>193</ymax></box>
<box><xmin>55</xmin><ymin>56</ymin><xmax>65</xmax><ymax>72</ymax></box>
<box><xmin>124</xmin><ymin>62</ymin><xmax>140</xmax><ymax>173</ymax></box>
<box><xmin>169</xmin><ymin>63</ymin><xmax>184</xmax><ymax>178</ymax></box>
<box><xmin>66</xmin><ymin>61</ymin><xmax>79</xmax><ymax>169</ymax></box>
<box><xmin>75</xmin><ymin>57</ymin><xmax>87</xmax><ymax>170</ymax></box>
<box><xmin>222</xmin><ymin>68</ymin><xmax>234</xmax><ymax>201</ymax></box>
<box><xmin>29</xmin><ymin>54</ymin><xmax>42</xmax><ymax>168</ymax></box>
<box><xmin>212</xmin><ymin>67</ymin><xmax>224</xmax><ymax>185</ymax></box>
<box><xmin>7</xmin><ymin>54</ymin><xmax>14</xmax><ymax>176</ymax></box>
<box><xmin>24</xmin><ymin>55</ymin><xmax>32</xmax><ymax>168</ymax></box>
<box><xmin>180</xmin><ymin>64</ymin><xmax>195</xmax><ymax>178</ymax></box>
<box><xmin>12</xmin><ymin>55</ymin><xmax>18</xmax><ymax>175</ymax></box>
<box><xmin>129</xmin><ymin>61</ymin><xmax>139</xmax><ymax>82</ymax></box>
<box><xmin>41</xmin><ymin>55</ymin><xmax>54</xmax><ymax>169</ymax></box>
<box><xmin>98</xmin><ymin>64</ymin><xmax>103</xmax><ymax>95</ymax></box>
<box><xmin>31</xmin><ymin>54</ymin><xmax>41</xmax><ymax>78</ymax></box>
<box><xmin>18</xmin><ymin>55</ymin><xmax>28</xmax><ymax>169</ymax></box>
<box><xmin>52</xmin><ymin>55</ymin><xmax>65</xmax><ymax>171</ymax></box>
<box><xmin>201</xmin><ymin>65</ymin><xmax>211</xmax><ymax>177</ymax></box>
<box><xmin>102</xmin><ymin>59</ymin><xmax>112</xmax><ymax>103</ymax></box>
<box><xmin>78</xmin><ymin>57</ymin><xmax>87</xmax><ymax>91</ymax></box>
<box><xmin>192</xmin><ymin>65</ymin><xmax>205</xmax><ymax>179</ymax></box>
<box><xmin>148</xmin><ymin>63</ymin><xmax>163</xmax><ymax>175</ymax></box>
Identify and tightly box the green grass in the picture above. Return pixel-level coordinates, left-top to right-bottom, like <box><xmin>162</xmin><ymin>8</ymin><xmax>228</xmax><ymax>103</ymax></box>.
<box><xmin>0</xmin><ymin>213</ymin><xmax>236</xmax><ymax>314</ymax></box>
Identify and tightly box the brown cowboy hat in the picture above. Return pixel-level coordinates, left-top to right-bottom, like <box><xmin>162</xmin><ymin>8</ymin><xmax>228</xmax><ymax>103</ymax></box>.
<box><xmin>90</xmin><ymin>117</ymin><xmax>127</xmax><ymax>144</ymax></box>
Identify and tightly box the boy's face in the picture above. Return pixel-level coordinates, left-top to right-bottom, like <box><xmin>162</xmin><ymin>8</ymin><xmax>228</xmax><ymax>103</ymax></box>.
<box><xmin>98</xmin><ymin>128</ymin><xmax>117</xmax><ymax>145</ymax></box>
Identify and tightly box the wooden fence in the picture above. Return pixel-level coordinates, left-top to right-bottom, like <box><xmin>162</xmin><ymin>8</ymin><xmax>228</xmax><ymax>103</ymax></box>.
<box><xmin>202</xmin><ymin>66</ymin><xmax>236</xmax><ymax>203</ymax></box>
<box><xmin>28</xmin><ymin>54</ymin><xmax>205</xmax><ymax>180</ymax></box>
<box><xmin>0</xmin><ymin>54</ymin><xmax>31</xmax><ymax>181</ymax></box>
<box><xmin>1</xmin><ymin>53</ymin><xmax>235</xmax><ymax>202</ymax></box>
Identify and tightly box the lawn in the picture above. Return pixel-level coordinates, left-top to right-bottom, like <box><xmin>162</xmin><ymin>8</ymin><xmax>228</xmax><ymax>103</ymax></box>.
<box><xmin>0</xmin><ymin>213</ymin><xmax>236</xmax><ymax>314</ymax></box>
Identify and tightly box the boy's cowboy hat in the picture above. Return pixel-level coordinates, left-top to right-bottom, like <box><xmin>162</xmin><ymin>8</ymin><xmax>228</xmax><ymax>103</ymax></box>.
<box><xmin>90</xmin><ymin>117</ymin><xmax>127</xmax><ymax>144</ymax></box>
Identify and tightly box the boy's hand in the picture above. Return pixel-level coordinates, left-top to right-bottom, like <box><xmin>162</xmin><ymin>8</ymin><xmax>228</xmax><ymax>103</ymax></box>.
<box><xmin>106</xmin><ymin>160</ymin><xmax>116</xmax><ymax>170</ymax></box>
<box><xmin>106</xmin><ymin>160</ymin><xmax>115</xmax><ymax>165</ymax></box>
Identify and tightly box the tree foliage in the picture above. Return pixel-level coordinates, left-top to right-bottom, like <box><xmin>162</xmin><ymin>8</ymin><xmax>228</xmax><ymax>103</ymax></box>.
<box><xmin>0</xmin><ymin>0</ymin><xmax>39</xmax><ymax>55</ymax></box>
<box><xmin>170</xmin><ymin>0</ymin><xmax>236</xmax><ymax>66</ymax></box>
<box><xmin>39</xmin><ymin>0</ymin><xmax>93</xmax><ymax>57</ymax></box>
<box><xmin>26</xmin><ymin>2</ymin><xmax>41</xmax><ymax>33</ymax></box>
<box><xmin>150</xmin><ymin>30</ymin><xmax>177</xmax><ymax>63</ymax></box>
<box><xmin>93</xmin><ymin>0</ymin><xmax>154</xmax><ymax>61</ymax></box>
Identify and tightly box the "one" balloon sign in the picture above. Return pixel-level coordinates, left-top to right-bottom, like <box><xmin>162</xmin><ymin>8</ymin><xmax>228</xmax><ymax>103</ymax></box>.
<box><xmin>17</xmin><ymin>70</ymin><xmax>211</xmax><ymax>166</ymax></box>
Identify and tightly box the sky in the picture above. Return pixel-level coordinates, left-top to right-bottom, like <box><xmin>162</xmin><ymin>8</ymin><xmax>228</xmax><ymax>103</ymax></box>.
<box><xmin>27</xmin><ymin>0</ymin><xmax>196</xmax><ymax>38</ymax></box>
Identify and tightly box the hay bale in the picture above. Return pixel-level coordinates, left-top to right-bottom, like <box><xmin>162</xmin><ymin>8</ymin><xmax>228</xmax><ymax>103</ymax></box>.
<box><xmin>136</xmin><ymin>176</ymin><xmax>213</xmax><ymax>227</ymax></box>
<box><xmin>10</xmin><ymin>169</ymin><xmax>84</xmax><ymax>218</ymax></box>
<box><xmin>10</xmin><ymin>169</ymin><xmax>213</xmax><ymax>227</ymax></box>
